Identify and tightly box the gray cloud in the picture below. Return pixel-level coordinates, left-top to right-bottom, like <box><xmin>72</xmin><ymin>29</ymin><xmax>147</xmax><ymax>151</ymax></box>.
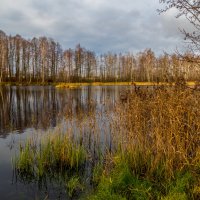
<box><xmin>0</xmin><ymin>0</ymin><xmax>188</xmax><ymax>54</ymax></box>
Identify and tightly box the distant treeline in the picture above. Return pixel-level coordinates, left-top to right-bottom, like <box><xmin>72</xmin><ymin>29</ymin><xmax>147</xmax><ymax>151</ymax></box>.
<box><xmin>0</xmin><ymin>30</ymin><xmax>199</xmax><ymax>83</ymax></box>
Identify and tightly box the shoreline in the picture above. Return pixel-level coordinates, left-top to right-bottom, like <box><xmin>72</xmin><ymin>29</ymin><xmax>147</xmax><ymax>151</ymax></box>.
<box><xmin>0</xmin><ymin>81</ymin><xmax>197</xmax><ymax>87</ymax></box>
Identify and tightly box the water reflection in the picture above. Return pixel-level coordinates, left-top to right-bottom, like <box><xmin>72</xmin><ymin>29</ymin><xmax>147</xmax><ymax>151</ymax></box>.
<box><xmin>0</xmin><ymin>86</ymin><xmax>124</xmax><ymax>138</ymax></box>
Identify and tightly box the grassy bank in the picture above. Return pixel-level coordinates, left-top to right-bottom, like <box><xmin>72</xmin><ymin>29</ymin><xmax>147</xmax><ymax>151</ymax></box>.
<box><xmin>14</xmin><ymin>83</ymin><xmax>200</xmax><ymax>199</ymax></box>
<box><xmin>0</xmin><ymin>81</ymin><xmax>197</xmax><ymax>88</ymax></box>
<box><xmin>55</xmin><ymin>81</ymin><xmax>197</xmax><ymax>88</ymax></box>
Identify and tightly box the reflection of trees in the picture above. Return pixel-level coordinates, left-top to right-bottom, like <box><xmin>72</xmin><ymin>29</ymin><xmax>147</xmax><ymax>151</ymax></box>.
<box><xmin>0</xmin><ymin>86</ymin><xmax>62</xmax><ymax>136</ymax></box>
<box><xmin>65</xmin><ymin>86</ymin><xmax>119</xmax><ymax>121</ymax></box>
<box><xmin>0</xmin><ymin>86</ymin><xmax>67</xmax><ymax>136</ymax></box>
<box><xmin>0</xmin><ymin>86</ymin><xmax>124</xmax><ymax>138</ymax></box>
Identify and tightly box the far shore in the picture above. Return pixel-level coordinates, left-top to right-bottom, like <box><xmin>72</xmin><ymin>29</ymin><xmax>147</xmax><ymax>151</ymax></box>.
<box><xmin>55</xmin><ymin>81</ymin><xmax>197</xmax><ymax>88</ymax></box>
<box><xmin>0</xmin><ymin>81</ymin><xmax>197</xmax><ymax>88</ymax></box>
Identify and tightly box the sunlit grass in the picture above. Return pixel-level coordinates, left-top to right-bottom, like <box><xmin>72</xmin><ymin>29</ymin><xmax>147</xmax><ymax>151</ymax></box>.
<box><xmin>0</xmin><ymin>80</ymin><xmax>196</xmax><ymax>87</ymax></box>
<box><xmin>55</xmin><ymin>81</ymin><xmax>197</xmax><ymax>88</ymax></box>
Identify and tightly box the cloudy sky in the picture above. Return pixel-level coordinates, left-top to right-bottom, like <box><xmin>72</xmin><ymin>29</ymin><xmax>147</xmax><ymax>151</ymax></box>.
<box><xmin>0</xmin><ymin>0</ymin><xmax>190</xmax><ymax>54</ymax></box>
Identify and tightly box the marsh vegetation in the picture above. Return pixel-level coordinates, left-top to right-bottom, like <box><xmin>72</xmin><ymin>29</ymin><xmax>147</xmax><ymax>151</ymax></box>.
<box><xmin>13</xmin><ymin>82</ymin><xmax>200</xmax><ymax>199</ymax></box>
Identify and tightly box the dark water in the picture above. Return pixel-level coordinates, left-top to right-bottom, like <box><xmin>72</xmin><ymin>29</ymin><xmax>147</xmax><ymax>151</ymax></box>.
<box><xmin>0</xmin><ymin>85</ymin><xmax>129</xmax><ymax>199</ymax></box>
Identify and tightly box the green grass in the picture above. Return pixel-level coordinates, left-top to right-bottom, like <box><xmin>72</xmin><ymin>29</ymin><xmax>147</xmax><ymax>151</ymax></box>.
<box><xmin>66</xmin><ymin>176</ymin><xmax>84</xmax><ymax>197</ymax></box>
<box><xmin>16</xmin><ymin>132</ymin><xmax>87</xmax><ymax>179</ymax></box>
<box><xmin>87</xmin><ymin>152</ymin><xmax>198</xmax><ymax>200</ymax></box>
<box><xmin>15</xmin><ymin>132</ymin><xmax>200</xmax><ymax>199</ymax></box>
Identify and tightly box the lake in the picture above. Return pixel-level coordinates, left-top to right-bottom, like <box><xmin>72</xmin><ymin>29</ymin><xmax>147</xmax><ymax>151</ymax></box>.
<box><xmin>0</xmin><ymin>85</ymin><xmax>130</xmax><ymax>199</ymax></box>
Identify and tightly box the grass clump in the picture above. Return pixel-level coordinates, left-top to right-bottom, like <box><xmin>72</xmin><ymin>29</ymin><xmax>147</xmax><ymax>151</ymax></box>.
<box><xmin>89</xmin><ymin>154</ymin><xmax>153</xmax><ymax>200</ymax></box>
<box><xmin>15</xmin><ymin>131</ymin><xmax>87</xmax><ymax>180</ymax></box>
<box><xmin>88</xmin><ymin>176</ymin><xmax>126</xmax><ymax>200</ymax></box>
<box><xmin>110</xmin><ymin>162</ymin><xmax>152</xmax><ymax>199</ymax></box>
<box><xmin>161</xmin><ymin>172</ymin><xmax>192</xmax><ymax>200</ymax></box>
<box><xmin>88</xmin><ymin>152</ymin><xmax>197</xmax><ymax>200</ymax></box>
<box><xmin>66</xmin><ymin>175</ymin><xmax>84</xmax><ymax>197</ymax></box>
<box><xmin>15</xmin><ymin>141</ymin><xmax>35</xmax><ymax>179</ymax></box>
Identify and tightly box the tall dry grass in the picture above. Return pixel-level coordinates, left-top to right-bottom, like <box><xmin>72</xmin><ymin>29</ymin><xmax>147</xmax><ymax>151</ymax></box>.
<box><xmin>113</xmin><ymin>84</ymin><xmax>200</xmax><ymax>181</ymax></box>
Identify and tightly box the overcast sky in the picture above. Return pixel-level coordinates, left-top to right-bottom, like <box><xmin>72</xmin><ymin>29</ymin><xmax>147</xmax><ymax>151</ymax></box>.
<box><xmin>0</xmin><ymin>0</ymin><xmax>191</xmax><ymax>54</ymax></box>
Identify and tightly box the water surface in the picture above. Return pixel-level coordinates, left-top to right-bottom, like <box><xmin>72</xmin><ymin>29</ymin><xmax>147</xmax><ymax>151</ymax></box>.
<box><xmin>0</xmin><ymin>85</ymin><xmax>130</xmax><ymax>199</ymax></box>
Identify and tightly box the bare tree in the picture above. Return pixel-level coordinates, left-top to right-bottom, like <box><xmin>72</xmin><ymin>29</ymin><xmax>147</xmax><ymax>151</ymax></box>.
<box><xmin>0</xmin><ymin>31</ymin><xmax>7</xmax><ymax>82</ymax></box>
<box><xmin>159</xmin><ymin>0</ymin><xmax>200</xmax><ymax>55</ymax></box>
<box><xmin>39</xmin><ymin>37</ymin><xmax>48</xmax><ymax>83</ymax></box>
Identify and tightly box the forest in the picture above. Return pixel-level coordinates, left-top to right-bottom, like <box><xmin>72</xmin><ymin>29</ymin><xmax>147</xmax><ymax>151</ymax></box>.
<box><xmin>0</xmin><ymin>29</ymin><xmax>200</xmax><ymax>84</ymax></box>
